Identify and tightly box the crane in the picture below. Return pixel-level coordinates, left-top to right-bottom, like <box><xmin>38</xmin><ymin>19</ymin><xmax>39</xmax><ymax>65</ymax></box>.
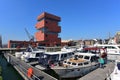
<box><xmin>25</xmin><ymin>28</ymin><xmax>34</xmax><ymax>42</ymax></box>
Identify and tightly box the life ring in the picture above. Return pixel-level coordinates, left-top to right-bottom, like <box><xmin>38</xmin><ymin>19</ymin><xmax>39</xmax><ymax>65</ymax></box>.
<box><xmin>27</xmin><ymin>67</ymin><xmax>33</xmax><ymax>78</ymax></box>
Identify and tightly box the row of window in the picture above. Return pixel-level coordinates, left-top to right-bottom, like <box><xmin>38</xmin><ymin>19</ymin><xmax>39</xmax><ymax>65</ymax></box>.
<box><xmin>64</xmin><ymin>61</ymin><xmax>89</xmax><ymax>66</ymax></box>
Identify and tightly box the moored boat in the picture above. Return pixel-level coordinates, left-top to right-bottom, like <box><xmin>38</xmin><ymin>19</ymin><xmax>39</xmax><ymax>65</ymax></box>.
<box><xmin>15</xmin><ymin>45</ymin><xmax>45</xmax><ymax>62</ymax></box>
<box><xmin>95</xmin><ymin>44</ymin><xmax>120</xmax><ymax>60</ymax></box>
<box><xmin>37</xmin><ymin>47</ymin><xmax>106</xmax><ymax>78</ymax></box>
<box><xmin>52</xmin><ymin>53</ymin><xmax>99</xmax><ymax>78</ymax></box>
<box><xmin>107</xmin><ymin>59</ymin><xmax>120</xmax><ymax>80</ymax></box>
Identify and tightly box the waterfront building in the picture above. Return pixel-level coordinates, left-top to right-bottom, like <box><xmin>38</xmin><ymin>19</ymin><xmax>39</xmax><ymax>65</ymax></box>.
<box><xmin>8</xmin><ymin>12</ymin><xmax>61</xmax><ymax>48</ymax></box>
<box><xmin>114</xmin><ymin>31</ymin><xmax>120</xmax><ymax>44</ymax></box>
<box><xmin>35</xmin><ymin>12</ymin><xmax>61</xmax><ymax>46</ymax></box>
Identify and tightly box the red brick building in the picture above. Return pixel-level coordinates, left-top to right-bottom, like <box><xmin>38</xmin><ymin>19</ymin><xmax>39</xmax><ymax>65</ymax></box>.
<box><xmin>8</xmin><ymin>12</ymin><xmax>61</xmax><ymax>48</ymax></box>
<box><xmin>35</xmin><ymin>12</ymin><xmax>61</xmax><ymax>46</ymax></box>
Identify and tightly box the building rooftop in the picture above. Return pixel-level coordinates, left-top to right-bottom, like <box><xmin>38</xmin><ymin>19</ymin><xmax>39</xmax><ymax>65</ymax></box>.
<box><xmin>37</xmin><ymin>12</ymin><xmax>61</xmax><ymax>21</ymax></box>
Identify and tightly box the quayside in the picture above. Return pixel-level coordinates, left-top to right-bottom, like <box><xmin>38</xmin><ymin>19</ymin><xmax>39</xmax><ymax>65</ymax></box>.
<box><xmin>0</xmin><ymin>53</ymin><xmax>24</xmax><ymax>80</ymax></box>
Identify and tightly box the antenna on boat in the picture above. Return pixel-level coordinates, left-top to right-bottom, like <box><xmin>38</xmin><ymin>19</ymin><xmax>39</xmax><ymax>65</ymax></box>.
<box><xmin>108</xmin><ymin>32</ymin><xmax>111</xmax><ymax>39</ymax></box>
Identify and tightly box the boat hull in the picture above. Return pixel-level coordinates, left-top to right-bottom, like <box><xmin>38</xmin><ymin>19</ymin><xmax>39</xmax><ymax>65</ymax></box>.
<box><xmin>53</xmin><ymin>63</ymin><xmax>99</xmax><ymax>78</ymax></box>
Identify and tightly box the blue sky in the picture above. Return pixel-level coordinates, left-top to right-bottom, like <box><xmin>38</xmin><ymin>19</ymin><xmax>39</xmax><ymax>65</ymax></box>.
<box><xmin>0</xmin><ymin>0</ymin><xmax>120</xmax><ymax>44</ymax></box>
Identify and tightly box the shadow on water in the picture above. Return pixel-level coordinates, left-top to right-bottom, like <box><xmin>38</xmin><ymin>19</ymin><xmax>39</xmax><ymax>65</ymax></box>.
<box><xmin>0</xmin><ymin>53</ymin><xmax>24</xmax><ymax>80</ymax></box>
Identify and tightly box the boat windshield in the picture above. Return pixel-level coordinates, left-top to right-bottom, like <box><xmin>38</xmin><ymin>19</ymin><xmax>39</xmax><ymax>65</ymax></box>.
<box><xmin>84</xmin><ymin>56</ymin><xmax>90</xmax><ymax>60</ymax></box>
<box><xmin>78</xmin><ymin>55</ymin><xmax>83</xmax><ymax>58</ymax></box>
<box><xmin>118</xmin><ymin>46</ymin><xmax>120</xmax><ymax>49</ymax></box>
<box><xmin>26</xmin><ymin>47</ymin><xmax>32</xmax><ymax>52</ymax></box>
<box><xmin>33</xmin><ymin>47</ymin><xmax>39</xmax><ymax>51</ymax></box>
<box><xmin>117</xmin><ymin>62</ymin><xmax>120</xmax><ymax>70</ymax></box>
<box><xmin>44</xmin><ymin>54</ymin><xmax>59</xmax><ymax>61</ymax></box>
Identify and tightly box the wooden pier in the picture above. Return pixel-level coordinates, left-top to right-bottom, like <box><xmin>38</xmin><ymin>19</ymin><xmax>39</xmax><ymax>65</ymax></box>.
<box><xmin>4</xmin><ymin>53</ymin><xmax>57</xmax><ymax>80</ymax></box>
<box><xmin>78</xmin><ymin>62</ymin><xmax>115</xmax><ymax>80</ymax></box>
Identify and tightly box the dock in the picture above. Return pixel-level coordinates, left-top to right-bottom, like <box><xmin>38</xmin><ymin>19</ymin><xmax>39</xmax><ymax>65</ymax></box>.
<box><xmin>4</xmin><ymin>53</ymin><xmax>57</xmax><ymax>80</ymax></box>
<box><xmin>78</xmin><ymin>62</ymin><xmax>115</xmax><ymax>80</ymax></box>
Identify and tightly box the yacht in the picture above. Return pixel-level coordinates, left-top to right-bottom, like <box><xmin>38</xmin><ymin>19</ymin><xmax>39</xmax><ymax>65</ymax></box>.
<box><xmin>37</xmin><ymin>47</ymin><xmax>105</xmax><ymax>78</ymax></box>
<box><xmin>95</xmin><ymin>44</ymin><xmax>120</xmax><ymax>60</ymax></box>
<box><xmin>52</xmin><ymin>53</ymin><xmax>99</xmax><ymax>78</ymax></box>
<box><xmin>61</xmin><ymin>46</ymin><xmax>76</xmax><ymax>52</ymax></box>
<box><xmin>107</xmin><ymin>59</ymin><xmax>120</xmax><ymax>80</ymax></box>
<box><xmin>37</xmin><ymin>50</ymin><xmax>74</xmax><ymax>68</ymax></box>
<box><xmin>15</xmin><ymin>46</ymin><xmax>45</xmax><ymax>62</ymax></box>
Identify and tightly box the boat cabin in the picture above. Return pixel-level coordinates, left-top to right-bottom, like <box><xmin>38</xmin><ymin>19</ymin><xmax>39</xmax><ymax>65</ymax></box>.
<box><xmin>95</xmin><ymin>44</ymin><xmax>120</xmax><ymax>54</ymax></box>
<box><xmin>82</xmin><ymin>47</ymin><xmax>107</xmax><ymax>54</ymax></box>
<box><xmin>38</xmin><ymin>51</ymin><xmax>74</xmax><ymax>66</ymax></box>
<box><xmin>63</xmin><ymin>53</ymin><xmax>98</xmax><ymax>67</ymax></box>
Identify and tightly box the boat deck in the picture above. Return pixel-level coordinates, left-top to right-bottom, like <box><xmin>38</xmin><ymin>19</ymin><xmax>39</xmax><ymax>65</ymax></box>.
<box><xmin>78</xmin><ymin>61</ymin><xmax>115</xmax><ymax>80</ymax></box>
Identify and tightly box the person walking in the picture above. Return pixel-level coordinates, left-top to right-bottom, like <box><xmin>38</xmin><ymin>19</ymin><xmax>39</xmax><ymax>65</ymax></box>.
<box><xmin>98</xmin><ymin>56</ymin><xmax>104</xmax><ymax>68</ymax></box>
<box><xmin>101</xmin><ymin>52</ymin><xmax>107</xmax><ymax>64</ymax></box>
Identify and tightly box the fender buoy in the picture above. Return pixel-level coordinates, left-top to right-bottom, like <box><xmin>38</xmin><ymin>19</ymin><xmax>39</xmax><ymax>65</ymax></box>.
<box><xmin>27</xmin><ymin>67</ymin><xmax>33</xmax><ymax>78</ymax></box>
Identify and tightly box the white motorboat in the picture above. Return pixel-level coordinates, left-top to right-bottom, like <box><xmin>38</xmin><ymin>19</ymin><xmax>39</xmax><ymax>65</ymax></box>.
<box><xmin>52</xmin><ymin>53</ymin><xmax>99</xmax><ymax>78</ymax></box>
<box><xmin>15</xmin><ymin>46</ymin><xmax>45</xmax><ymax>62</ymax></box>
<box><xmin>37</xmin><ymin>50</ymin><xmax>74</xmax><ymax>68</ymax></box>
<box><xmin>37</xmin><ymin>47</ymin><xmax>105</xmax><ymax>78</ymax></box>
<box><xmin>61</xmin><ymin>46</ymin><xmax>76</xmax><ymax>52</ymax></box>
<box><xmin>95</xmin><ymin>44</ymin><xmax>120</xmax><ymax>60</ymax></box>
<box><xmin>107</xmin><ymin>59</ymin><xmax>120</xmax><ymax>80</ymax></box>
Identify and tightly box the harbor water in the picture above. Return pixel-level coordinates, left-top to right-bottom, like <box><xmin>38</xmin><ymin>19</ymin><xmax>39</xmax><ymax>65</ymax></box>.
<box><xmin>0</xmin><ymin>53</ymin><xmax>24</xmax><ymax>80</ymax></box>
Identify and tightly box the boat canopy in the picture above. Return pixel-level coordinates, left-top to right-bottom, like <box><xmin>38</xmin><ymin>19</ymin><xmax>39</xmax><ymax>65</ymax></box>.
<box><xmin>83</xmin><ymin>47</ymin><xmax>106</xmax><ymax>51</ymax></box>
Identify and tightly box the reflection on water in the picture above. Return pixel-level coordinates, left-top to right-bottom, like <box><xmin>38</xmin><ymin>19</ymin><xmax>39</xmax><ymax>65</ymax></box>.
<box><xmin>0</xmin><ymin>53</ymin><xmax>24</xmax><ymax>80</ymax></box>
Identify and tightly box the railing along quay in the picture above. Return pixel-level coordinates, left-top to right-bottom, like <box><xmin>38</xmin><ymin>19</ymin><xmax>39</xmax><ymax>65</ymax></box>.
<box><xmin>0</xmin><ymin>48</ymin><xmax>26</xmax><ymax>53</ymax></box>
<box><xmin>4</xmin><ymin>53</ymin><xmax>57</xmax><ymax>80</ymax></box>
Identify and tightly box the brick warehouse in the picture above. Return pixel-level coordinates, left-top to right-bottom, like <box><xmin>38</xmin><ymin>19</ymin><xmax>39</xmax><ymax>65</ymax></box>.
<box><xmin>8</xmin><ymin>12</ymin><xmax>61</xmax><ymax>48</ymax></box>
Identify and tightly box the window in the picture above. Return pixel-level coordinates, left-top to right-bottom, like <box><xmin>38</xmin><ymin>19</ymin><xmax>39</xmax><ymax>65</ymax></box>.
<box><xmin>58</xmin><ymin>22</ymin><xmax>61</xmax><ymax>26</ymax></box>
<box><xmin>64</xmin><ymin>61</ymin><xmax>67</xmax><ymax>63</ymax></box>
<box><xmin>72</xmin><ymin>52</ymin><xmax>74</xmax><ymax>55</ymax></box>
<box><xmin>78</xmin><ymin>63</ymin><xmax>83</xmax><ymax>66</ymax></box>
<box><xmin>78</xmin><ymin>55</ymin><xmax>83</xmax><ymax>58</ymax></box>
<box><xmin>72</xmin><ymin>63</ymin><xmax>76</xmax><ymax>65</ymax></box>
<box><xmin>26</xmin><ymin>47</ymin><xmax>32</xmax><ymax>52</ymax></box>
<box><xmin>111</xmin><ymin>46</ymin><xmax>117</xmax><ymax>49</ymax></box>
<box><xmin>64</xmin><ymin>54</ymin><xmax>67</xmax><ymax>58</ymax></box>
<box><xmin>36</xmin><ymin>53</ymin><xmax>40</xmax><ymax>57</ymax></box>
<box><xmin>91</xmin><ymin>56</ymin><xmax>96</xmax><ymax>62</ymax></box>
<box><xmin>84</xmin><ymin>56</ymin><xmax>90</xmax><ymax>60</ymax></box>
<box><xmin>61</xmin><ymin>54</ymin><xmax>63</xmax><ymax>58</ymax></box>
<box><xmin>84</xmin><ymin>62</ymin><xmax>89</xmax><ymax>65</ymax></box>
<box><xmin>50</xmin><ymin>54</ymin><xmax>59</xmax><ymax>61</ymax></box>
<box><xmin>38</xmin><ymin>18</ymin><xmax>45</xmax><ymax>22</ymax></box>
<box><xmin>118</xmin><ymin>46</ymin><xmax>120</xmax><ymax>49</ymax></box>
<box><xmin>67</xmin><ymin>62</ymin><xmax>71</xmax><ymax>64</ymax></box>
<box><xmin>68</xmin><ymin>53</ymin><xmax>72</xmax><ymax>56</ymax></box>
